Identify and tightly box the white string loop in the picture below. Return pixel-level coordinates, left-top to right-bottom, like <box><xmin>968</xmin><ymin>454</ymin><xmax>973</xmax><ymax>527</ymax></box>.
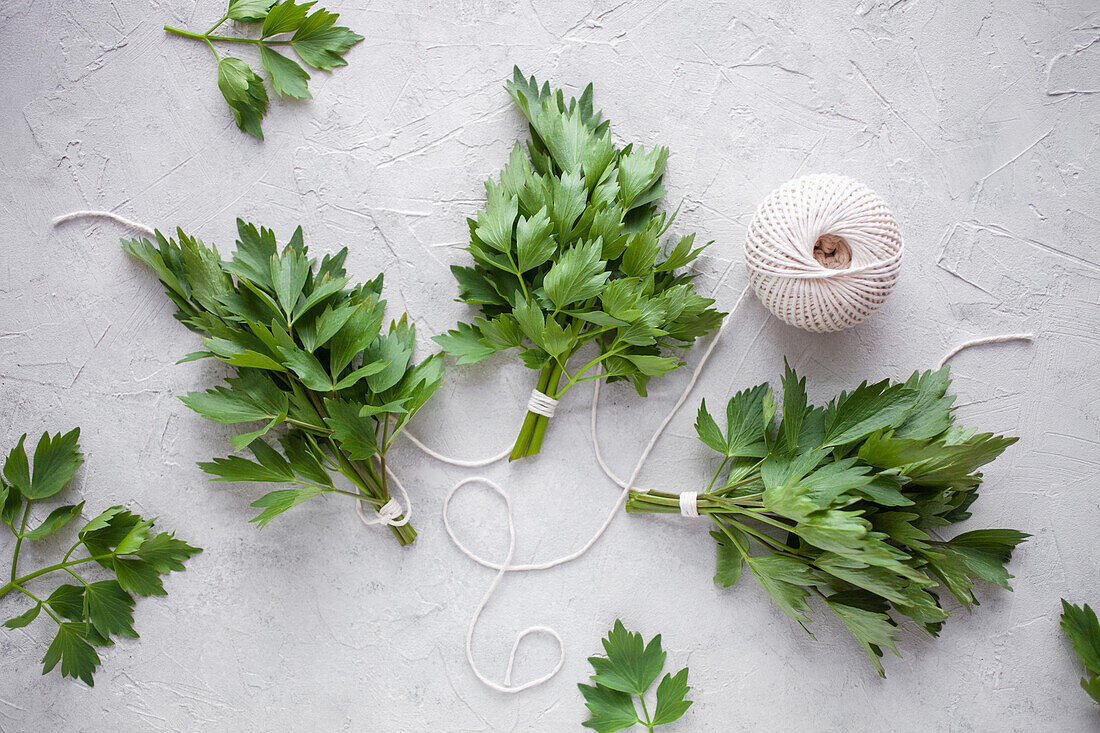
<box><xmin>443</xmin><ymin>477</ymin><xmax>565</xmax><ymax>693</ymax></box>
<box><xmin>678</xmin><ymin>492</ymin><xmax>700</xmax><ymax>518</ymax></box>
<box><xmin>745</xmin><ymin>174</ymin><xmax>903</xmax><ymax>332</ymax></box>
<box><xmin>52</xmin><ymin>210</ymin><xmax>156</xmax><ymax>237</ymax></box>
<box><xmin>938</xmin><ymin>333</ymin><xmax>1033</xmax><ymax>369</ymax></box>
<box><xmin>526</xmin><ymin>389</ymin><xmax>559</xmax><ymax>418</ymax></box>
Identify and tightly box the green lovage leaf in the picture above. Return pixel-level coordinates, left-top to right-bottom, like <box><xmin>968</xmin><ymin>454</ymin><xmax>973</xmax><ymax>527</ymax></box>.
<box><xmin>228</xmin><ymin>0</ymin><xmax>277</xmax><ymax>22</ymax></box>
<box><xmin>164</xmin><ymin>1</ymin><xmax>362</xmax><ymax>138</ymax></box>
<box><xmin>217</xmin><ymin>57</ymin><xmax>269</xmax><ymax>140</ymax></box>
<box><xmin>625</xmin><ymin>364</ymin><xmax>1027</xmax><ymax>676</ymax></box>
<box><xmin>124</xmin><ymin>220</ymin><xmax>440</xmax><ymax>544</ymax></box>
<box><xmin>1061</xmin><ymin>599</ymin><xmax>1100</xmax><ymax>704</ymax></box>
<box><xmin>1</xmin><ymin>429</ymin><xmax>200</xmax><ymax>687</ymax></box>
<box><xmin>2</xmin><ymin>428</ymin><xmax>84</xmax><ymax>501</ymax></box>
<box><xmin>436</xmin><ymin>68</ymin><xmax>725</xmax><ymax>460</ymax></box>
<box><xmin>580</xmin><ymin>620</ymin><xmax>692</xmax><ymax>731</ymax></box>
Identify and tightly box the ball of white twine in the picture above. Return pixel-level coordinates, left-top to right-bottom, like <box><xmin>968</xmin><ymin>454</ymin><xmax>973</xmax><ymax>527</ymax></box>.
<box><xmin>745</xmin><ymin>174</ymin><xmax>903</xmax><ymax>332</ymax></box>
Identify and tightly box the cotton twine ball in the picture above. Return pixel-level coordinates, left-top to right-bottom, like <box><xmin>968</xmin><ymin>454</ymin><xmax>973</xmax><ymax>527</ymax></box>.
<box><xmin>744</xmin><ymin>174</ymin><xmax>903</xmax><ymax>332</ymax></box>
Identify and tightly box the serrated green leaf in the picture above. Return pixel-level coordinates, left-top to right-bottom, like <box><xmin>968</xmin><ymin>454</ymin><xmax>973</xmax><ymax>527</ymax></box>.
<box><xmin>261</xmin><ymin>0</ymin><xmax>311</xmax><ymax>36</ymax></box>
<box><xmin>589</xmin><ymin>620</ymin><xmax>665</xmax><ymax>695</ymax></box>
<box><xmin>260</xmin><ymin>45</ymin><xmax>311</xmax><ymax>99</ymax></box>
<box><xmin>113</xmin><ymin>558</ymin><xmax>167</xmax><ymax>597</ymax></box>
<box><xmin>83</xmin><ymin>580</ymin><xmax>136</xmax><ymax>640</ymax></box>
<box><xmin>544</xmin><ymin>239</ymin><xmax>608</xmax><ymax>309</ymax></box>
<box><xmin>579</xmin><ymin>683</ymin><xmax>639</xmax><ymax>733</ymax></box>
<box><xmin>19</xmin><ymin>429</ymin><xmax>83</xmax><ymax>500</ymax></box>
<box><xmin>24</xmin><ymin>502</ymin><xmax>84</xmax><ymax>541</ymax></box>
<box><xmin>652</xmin><ymin>667</ymin><xmax>692</xmax><ymax>725</ymax></box>
<box><xmin>42</xmin><ymin>622</ymin><xmax>100</xmax><ymax>687</ymax></box>
<box><xmin>289</xmin><ymin>6</ymin><xmax>363</xmax><ymax>70</ymax></box>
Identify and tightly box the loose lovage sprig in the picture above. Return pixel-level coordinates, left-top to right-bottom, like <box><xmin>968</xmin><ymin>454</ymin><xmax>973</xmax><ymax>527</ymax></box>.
<box><xmin>164</xmin><ymin>0</ymin><xmax>363</xmax><ymax>139</ymax></box>
<box><xmin>626</xmin><ymin>364</ymin><xmax>1029</xmax><ymax>676</ymax></box>
<box><xmin>434</xmin><ymin>68</ymin><xmax>725</xmax><ymax>460</ymax></box>
<box><xmin>123</xmin><ymin>220</ymin><xmax>443</xmax><ymax>545</ymax></box>
<box><xmin>1</xmin><ymin>428</ymin><xmax>200</xmax><ymax>686</ymax></box>
<box><xmin>579</xmin><ymin>620</ymin><xmax>693</xmax><ymax>733</ymax></box>
<box><xmin>1060</xmin><ymin>599</ymin><xmax>1100</xmax><ymax>704</ymax></box>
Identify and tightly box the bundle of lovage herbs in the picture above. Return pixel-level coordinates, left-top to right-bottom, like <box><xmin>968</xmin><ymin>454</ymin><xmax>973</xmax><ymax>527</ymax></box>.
<box><xmin>435</xmin><ymin>68</ymin><xmax>725</xmax><ymax>460</ymax></box>
<box><xmin>124</xmin><ymin>220</ymin><xmax>443</xmax><ymax>545</ymax></box>
<box><xmin>627</xmin><ymin>364</ymin><xmax>1028</xmax><ymax>675</ymax></box>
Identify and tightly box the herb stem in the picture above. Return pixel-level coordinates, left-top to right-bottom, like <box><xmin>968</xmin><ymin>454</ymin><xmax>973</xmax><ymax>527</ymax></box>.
<box><xmin>10</xmin><ymin>500</ymin><xmax>32</xmax><ymax>582</ymax></box>
<box><xmin>0</xmin><ymin>555</ymin><xmax>115</xmax><ymax>602</ymax></box>
<box><xmin>205</xmin><ymin>12</ymin><xmax>230</xmax><ymax>35</ymax></box>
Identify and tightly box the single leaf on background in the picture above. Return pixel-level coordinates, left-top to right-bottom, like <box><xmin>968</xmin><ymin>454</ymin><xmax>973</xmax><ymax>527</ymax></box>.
<box><xmin>4</xmin><ymin>604</ymin><xmax>41</xmax><ymax>629</ymax></box>
<box><xmin>580</xmin><ymin>620</ymin><xmax>692</xmax><ymax>731</ymax></box>
<box><xmin>651</xmin><ymin>667</ymin><xmax>692</xmax><ymax>725</ymax></box>
<box><xmin>578</xmin><ymin>683</ymin><xmax>639</xmax><ymax>733</ymax></box>
<box><xmin>250</xmin><ymin>486</ymin><xmax>326</xmax><ymax>527</ymax></box>
<box><xmin>260</xmin><ymin>46</ymin><xmax>311</xmax><ymax>99</ymax></box>
<box><xmin>24</xmin><ymin>502</ymin><xmax>84</xmax><ymax>541</ymax></box>
<box><xmin>217</xmin><ymin>57</ymin><xmax>268</xmax><ymax>140</ymax></box>
<box><xmin>41</xmin><ymin>623</ymin><xmax>100</xmax><ymax>687</ymax></box>
<box><xmin>589</xmin><ymin>620</ymin><xmax>666</xmax><ymax>695</ymax></box>
<box><xmin>24</xmin><ymin>429</ymin><xmax>84</xmax><ymax>500</ymax></box>
<box><xmin>228</xmin><ymin>0</ymin><xmax>276</xmax><ymax>22</ymax></box>
<box><xmin>83</xmin><ymin>580</ymin><xmax>137</xmax><ymax>640</ymax></box>
<box><xmin>289</xmin><ymin>6</ymin><xmax>364</xmax><ymax>70</ymax></box>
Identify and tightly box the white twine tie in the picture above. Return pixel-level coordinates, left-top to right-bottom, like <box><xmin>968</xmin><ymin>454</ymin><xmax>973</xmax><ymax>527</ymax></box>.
<box><xmin>678</xmin><ymin>491</ymin><xmax>700</xmax><ymax>518</ymax></box>
<box><xmin>744</xmin><ymin>174</ymin><xmax>903</xmax><ymax>332</ymax></box>
<box><xmin>526</xmin><ymin>389</ymin><xmax>559</xmax><ymax>418</ymax></box>
<box><xmin>355</xmin><ymin>465</ymin><xmax>413</xmax><ymax>527</ymax></box>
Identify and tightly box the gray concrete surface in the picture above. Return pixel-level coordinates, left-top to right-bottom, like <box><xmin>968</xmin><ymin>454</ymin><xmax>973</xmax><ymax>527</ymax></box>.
<box><xmin>1</xmin><ymin>0</ymin><xmax>1098</xmax><ymax>730</ymax></box>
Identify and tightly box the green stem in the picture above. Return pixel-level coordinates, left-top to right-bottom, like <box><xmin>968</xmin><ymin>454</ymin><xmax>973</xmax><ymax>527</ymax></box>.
<box><xmin>638</xmin><ymin>694</ymin><xmax>654</xmax><ymax>732</ymax></box>
<box><xmin>11</xmin><ymin>500</ymin><xmax>31</xmax><ymax>582</ymax></box>
<box><xmin>205</xmin><ymin>12</ymin><xmax>229</xmax><ymax>35</ymax></box>
<box><xmin>524</xmin><ymin>360</ymin><xmax>563</xmax><ymax>457</ymax></box>
<box><xmin>308</xmin><ymin>390</ymin><xmax>416</xmax><ymax>546</ymax></box>
<box><xmin>705</xmin><ymin>457</ymin><xmax>731</xmax><ymax>493</ymax></box>
<box><xmin>12</xmin><ymin>585</ymin><xmax>61</xmax><ymax>624</ymax></box>
<box><xmin>163</xmin><ymin>26</ymin><xmax>293</xmax><ymax>46</ymax></box>
<box><xmin>509</xmin><ymin>361</ymin><xmax>555</xmax><ymax>461</ymax></box>
<box><xmin>0</xmin><ymin>555</ymin><xmax>113</xmax><ymax>602</ymax></box>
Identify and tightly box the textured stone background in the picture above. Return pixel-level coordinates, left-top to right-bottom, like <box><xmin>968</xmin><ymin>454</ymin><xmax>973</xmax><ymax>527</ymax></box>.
<box><xmin>1</xmin><ymin>0</ymin><xmax>1098</xmax><ymax>730</ymax></box>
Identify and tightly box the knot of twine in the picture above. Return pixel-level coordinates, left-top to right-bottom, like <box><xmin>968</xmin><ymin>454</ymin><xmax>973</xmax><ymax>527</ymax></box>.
<box><xmin>678</xmin><ymin>491</ymin><xmax>699</xmax><ymax>518</ymax></box>
<box><xmin>526</xmin><ymin>389</ymin><xmax>558</xmax><ymax>418</ymax></box>
<box><xmin>745</xmin><ymin>174</ymin><xmax>903</xmax><ymax>333</ymax></box>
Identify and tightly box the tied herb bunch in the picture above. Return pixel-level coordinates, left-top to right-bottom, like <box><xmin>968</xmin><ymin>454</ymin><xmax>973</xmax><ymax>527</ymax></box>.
<box><xmin>626</xmin><ymin>364</ymin><xmax>1029</xmax><ymax>675</ymax></box>
<box><xmin>435</xmin><ymin>68</ymin><xmax>725</xmax><ymax>460</ymax></box>
<box><xmin>124</xmin><ymin>220</ymin><xmax>443</xmax><ymax>545</ymax></box>
<box><xmin>164</xmin><ymin>0</ymin><xmax>364</xmax><ymax>139</ymax></box>
<box><xmin>1</xmin><ymin>429</ymin><xmax>200</xmax><ymax>686</ymax></box>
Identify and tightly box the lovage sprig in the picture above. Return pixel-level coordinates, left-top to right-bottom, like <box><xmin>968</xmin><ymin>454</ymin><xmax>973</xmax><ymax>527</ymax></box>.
<box><xmin>1</xmin><ymin>428</ymin><xmax>200</xmax><ymax>686</ymax></box>
<box><xmin>164</xmin><ymin>0</ymin><xmax>363</xmax><ymax>139</ymax></box>
<box><xmin>435</xmin><ymin>68</ymin><xmax>725</xmax><ymax>460</ymax></box>
<box><xmin>124</xmin><ymin>220</ymin><xmax>443</xmax><ymax>545</ymax></box>
<box><xmin>627</xmin><ymin>364</ymin><xmax>1028</xmax><ymax>675</ymax></box>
